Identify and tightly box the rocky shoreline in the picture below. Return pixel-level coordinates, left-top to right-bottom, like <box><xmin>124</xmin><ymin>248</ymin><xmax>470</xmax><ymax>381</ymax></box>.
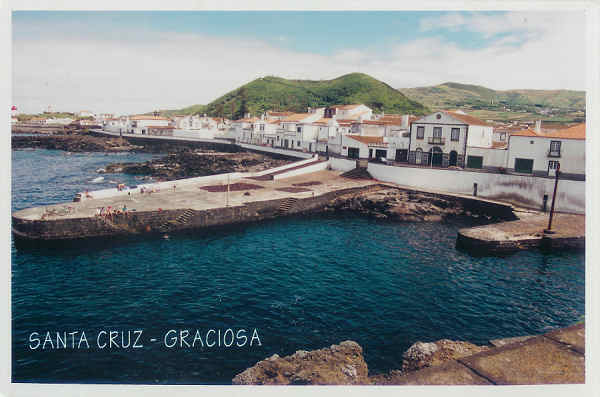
<box><xmin>232</xmin><ymin>338</ymin><xmax>493</xmax><ymax>385</ymax></box>
<box><xmin>11</xmin><ymin>133</ymin><xmax>144</xmax><ymax>153</ymax></box>
<box><xmin>102</xmin><ymin>151</ymin><xmax>292</xmax><ymax>181</ymax></box>
<box><xmin>325</xmin><ymin>187</ymin><xmax>511</xmax><ymax>223</ymax></box>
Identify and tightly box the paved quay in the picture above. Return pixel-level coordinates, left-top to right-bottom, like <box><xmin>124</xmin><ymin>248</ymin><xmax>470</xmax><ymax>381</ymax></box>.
<box><xmin>456</xmin><ymin>210</ymin><xmax>585</xmax><ymax>253</ymax></box>
<box><xmin>13</xmin><ymin>170</ymin><xmax>376</xmax><ymax>222</ymax></box>
<box><xmin>374</xmin><ymin>323</ymin><xmax>585</xmax><ymax>385</ymax></box>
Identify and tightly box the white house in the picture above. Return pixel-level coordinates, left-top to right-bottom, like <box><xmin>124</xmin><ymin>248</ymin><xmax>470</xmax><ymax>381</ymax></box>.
<box><xmin>253</xmin><ymin>118</ymin><xmax>280</xmax><ymax>146</ymax></box>
<box><xmin>126</xmin><ymin>115</ymin><xmax>171</xmax><ymax>135</ymax></box>
<box><xmin>231</xmin><ymin>117</ymin><xmax>259</xmax><ymax>143</ymax></box>
<box><xmin>409</xmin><ymin>111</ymin><xmax>494</xmax><ymax>168</ymax></box>
<box><xmin>104</xmin><ymin>118</ymin><xmax>126</xmax><ymax>133</ymax></box>
<box><xmin>323</xmin><ymin>104</ymin><xmax>372</xmax><ymax>121</ymax></box>
<box><xmin>276</xmin><ymin>113</ymin><xmax>322</xmax><ymax>150</ymax></box>
<box><xmin>341</xmin><ymin>135</ymin><xmax>389</xmax><ymax>161</ymax></box>
<box><xmin>506</xmin><ymin>123</ymin><xmax>585</xmax><ymax>179</ymax></box>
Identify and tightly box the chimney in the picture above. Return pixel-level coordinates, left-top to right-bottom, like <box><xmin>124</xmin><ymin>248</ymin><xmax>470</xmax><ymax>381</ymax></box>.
<box><xmin>401</xmin><ymin>114</ymin><xmax>409</xmax><ymax>129</ymax></box>
<box><xmin>535</xmin><ymin>120</ymin><xmax>542</xmax><ymax>133</ymax></box>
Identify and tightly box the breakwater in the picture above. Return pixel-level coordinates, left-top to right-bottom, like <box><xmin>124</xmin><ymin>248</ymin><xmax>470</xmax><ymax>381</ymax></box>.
<box><xmin>12</xmin><ymin>185</ymin><xmax>373</xmax><ymax>242</ymax></box>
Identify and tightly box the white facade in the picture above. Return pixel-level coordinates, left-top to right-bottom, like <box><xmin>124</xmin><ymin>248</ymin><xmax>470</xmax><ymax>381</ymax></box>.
<box><xmin>127</xmin><ymin>116</ymin><xmax>171</xmax><ymax>135</ymax></box>
<box><xmin>507</xmin><ymin>131</ymin><xmax>585</xmax><ymax>178</ymax></box>
<box><xmin>409</xmin><ymin>111</ymin><xmax>493</xmax><ymax>168</ymax></box>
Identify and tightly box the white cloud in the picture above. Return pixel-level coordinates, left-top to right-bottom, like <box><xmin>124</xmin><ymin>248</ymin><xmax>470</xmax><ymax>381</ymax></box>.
<box><xmin>12</xmin><ymin>11</ymin><xmax>585</xmax><ymax>115</ymax></box>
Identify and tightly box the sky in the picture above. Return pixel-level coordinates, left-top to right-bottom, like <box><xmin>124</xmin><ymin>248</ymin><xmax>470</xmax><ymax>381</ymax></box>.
<box><xmin>12</xmin><ymin>10</ymin><xmax>587</xmax><ymax>115</ymax></box>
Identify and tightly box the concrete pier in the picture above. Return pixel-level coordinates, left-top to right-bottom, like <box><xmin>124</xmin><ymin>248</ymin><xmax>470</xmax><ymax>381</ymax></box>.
<box><xmin>456</xmin><ymin>211</ymin><xmax>585</xmax><ymax>253</ymax></box>
<box><xmin>12</xmin><ymin>170</ymin><xmax>378</xmax><ymax>241</ymax></box>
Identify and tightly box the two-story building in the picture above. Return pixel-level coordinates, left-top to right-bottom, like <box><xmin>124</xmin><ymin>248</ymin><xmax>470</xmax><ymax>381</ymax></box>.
<box><xmin>323</xmin><ymin>104</ymin><xmax>372</xmax><ymax>121</ymax></box>
<box><xmin>506</xmin><ymin>123</ymin><xmax>585</xmax><ymax>179</ymax></box>
<box><xmin>408</xmin><ymin>111</ymin><xmax>493</xmax><ymax>168</ymax></box>
<box><xmin>127</xmin><ymin>115</ymin><xmax>171</xmax><ymax>135</ymax></box>
<box><xmin>276</xmin><ymin>113</ymin><xmax>322</xmax><ymax>150</ymax></box>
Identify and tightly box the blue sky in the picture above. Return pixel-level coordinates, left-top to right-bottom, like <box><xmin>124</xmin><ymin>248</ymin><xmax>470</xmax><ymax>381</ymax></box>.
<box><xmin>13</xmin><ymin>11</ymin><xmax>519</xmax><ymax>54</ymax></box>
<box><xmin>12</xmin><ymin>10</ymin><xmax>585</xmax><ymax>114</ymax></box>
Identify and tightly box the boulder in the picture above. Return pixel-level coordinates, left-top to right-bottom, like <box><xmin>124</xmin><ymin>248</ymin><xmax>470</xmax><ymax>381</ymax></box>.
<box><xmin>232</xmin><ymin>340</ymin><xmax>369</xmax><ymax>385</ymax></box>
<box><xmin>401</xmin><ymin>339</ymin><xmax>489</xmax><ymax>373</ymax></box>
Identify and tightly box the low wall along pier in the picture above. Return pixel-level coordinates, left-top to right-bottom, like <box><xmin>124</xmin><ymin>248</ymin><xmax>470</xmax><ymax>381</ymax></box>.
<box><xmin>329</xmin><ymin>157</ymin><xmax>585</xmax><ymax>214</ymax></box>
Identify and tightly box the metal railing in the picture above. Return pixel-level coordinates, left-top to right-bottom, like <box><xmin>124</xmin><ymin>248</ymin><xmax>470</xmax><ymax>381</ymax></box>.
<box><xmin>428</xmin><ymin>137</ymin><xmax>446</xmax><ymax>145</ymax></box>
<box><xmin>547</xmin><ymin>150</ymin><xmax>561</xmax><ymax>158</ymax></box>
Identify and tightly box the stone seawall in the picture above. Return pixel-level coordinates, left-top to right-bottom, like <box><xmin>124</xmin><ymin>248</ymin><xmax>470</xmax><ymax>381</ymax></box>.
<box><xmin>12</xmin><ymin>186</ymin><xmax>372</xmax><ymax>241</ymax></box>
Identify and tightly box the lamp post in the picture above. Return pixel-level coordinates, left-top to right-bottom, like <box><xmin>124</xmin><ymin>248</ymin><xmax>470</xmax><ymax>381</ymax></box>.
<box><xmin>544</xmin><ymin>163</ymin><xmax>560</xmax><ymax>234</ymax></box>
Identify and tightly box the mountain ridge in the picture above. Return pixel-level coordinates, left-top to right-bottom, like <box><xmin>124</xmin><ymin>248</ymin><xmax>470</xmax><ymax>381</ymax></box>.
<box><xmin>158</xmin><ymin>73</ymin><xmax>430</xmax><ymax>118</ymax></box>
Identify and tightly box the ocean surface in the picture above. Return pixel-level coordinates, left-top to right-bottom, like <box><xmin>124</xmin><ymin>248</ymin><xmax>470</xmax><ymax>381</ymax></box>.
<box><xmin>11</xmin><ymin>148</ymin><xmax>585</xmax><ymax>384</ymax></box>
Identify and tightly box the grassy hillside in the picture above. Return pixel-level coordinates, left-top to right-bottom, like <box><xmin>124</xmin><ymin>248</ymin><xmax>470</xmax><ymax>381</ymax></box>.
<box><xmin>160</xmin><ymin>73</ymin><xmax>429</xmax><ymax>118</ymax></box>
<box><xmin>399</xmin><ymin>82</ymin><xmax>585</xmax><ymax>122</ymax></box>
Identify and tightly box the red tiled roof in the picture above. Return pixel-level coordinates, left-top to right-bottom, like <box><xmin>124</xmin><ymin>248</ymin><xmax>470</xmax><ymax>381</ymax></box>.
<box><xmin>331</xmin><ymin>104</ymin><xmax>362</xmax><ymax>110</ymax></box>
<box><xmin>281</xmin><ymin>113</ymin><xmax>314</xmax><ymax>122</ymax></box>
<box><xmin>491</xmin><ymin>141</ymin><xmax>508</xmax><ymax>149</ymax></box>
<box><xmin>346</xmin><ymin>135</ymin><xmax>385</xmax><ymax>145</ymax></box>
<box><xmin>147</xmin><ymin>126</ymin><xmax>174</xmax><ymax>129</ymax></box>
<box><xmin>233</xmin><ymin>117</ymin><xmax>259</xmax><ymax>124</ymax></box>
<box><xmin>267</xmin><ymin>111</ymin><xmax>294</xmax><ymax>116</ymax></box>
<box><xmin>444</xmin><ymin>111</ymin><xmax>493</xmax><ymax>127</ymax></box>
<box><xmin>511</xmin><ymin>123</ymin><xmax>585</xmax><ymax>140</ymax></box>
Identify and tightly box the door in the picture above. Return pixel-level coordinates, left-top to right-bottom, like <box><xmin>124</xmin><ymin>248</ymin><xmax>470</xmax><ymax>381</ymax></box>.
<box><xmin>369</xmin><ymin>149</ymin><xmax>373</xmax><ymax>159</ymax></box>
<box><xmin>375</xmin><ymin>149</ymin><xmax>387</xmax><ymax>161</ymax></box>
<box><xmin>396</xmin><ymin>149</ymin><xmax>408</xmax><ymax>162</ymax></box>
<box><xmin>548</xmin><ymin>160</ymin><xmax>560</xmax><ymax>177</ymax></box>
<box><xmin>449</xmin><ymin>151</ymin><xmax>458</xmax><ymax>167</ymax></box>
<box><xmin>348</xmin><ymin>147</ymin><xmax>359</xmax><ymax>159</ymax></box>
<box><xmin>429</xmin><ymin>147</ymin><xmax>443</xmax><ymax>167</ymax></box>
<box><xmin>515</xmin><ymin>158</ymin><xmax>534</xmax><ymax>174</ymax></box>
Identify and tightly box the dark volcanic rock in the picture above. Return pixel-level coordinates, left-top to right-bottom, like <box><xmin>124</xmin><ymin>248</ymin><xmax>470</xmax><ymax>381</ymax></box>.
<box><xmin>232</xmin><ymin>341</ymin><xmax>369</xmax><ymax>385</ymax></box>
<box><xmin>11</xmin><ymin>134</ymin><xmax>141</xmax><ymax>152</ymax></box>
<box><xmin>104</xmin><ymin>151</ymin><xmax>291</xmax><ymax>181</ymax></box>
<box><xmin>326</xmin><ymin>187</ymin><xmax>503</xmax><ymax>222</ymax></box>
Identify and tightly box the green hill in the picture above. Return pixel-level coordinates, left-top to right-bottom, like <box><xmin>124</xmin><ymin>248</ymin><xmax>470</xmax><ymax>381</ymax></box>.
<box><xmin>399</xmin><ymin>82</ymin><xmax>585</xmax><ymax>122</ymax></box>
<box><xmin>160</xmin><ymin>73</ymin><xmax>429</xmax><ymax>118</ymax></box>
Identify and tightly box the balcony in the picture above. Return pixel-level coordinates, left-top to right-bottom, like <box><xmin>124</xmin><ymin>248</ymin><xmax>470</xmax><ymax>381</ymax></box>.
<box><xmin>547</xmin><ymin>150</ymin><xmax>561</xmax><ymax>158</ymax></box>
<box><xmin>428</xmin><ymin>136</ymin><xmax>446</xmax><ymax>145</ymax></box>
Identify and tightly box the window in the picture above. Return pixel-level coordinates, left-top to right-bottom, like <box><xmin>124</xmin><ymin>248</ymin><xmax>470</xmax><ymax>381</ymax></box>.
<box><xmin>436</xmin><ymin>113</ymin><xmax>442</xmax><ymax>119</ymax></box>
<box><xmin>416</xmin><ymin>126</ymin><xmax>424</xmax><ymax>139</ymax></box>
<box><xmin>451</xmin><ymin>128</ymin><xmax>460</xmax><ymax>141</ymax></box>
<box><xmin>297</xmin><ymin>141</ymin><xmax>301</xmax><ymax>147</ymax></box>
<box><xmin>514</xmin><ymin>158</ymin><xmax>534</xmax><ymax>174</ymax></box>
<box><xmin>466</xmin><ymin>156</ymin><xmax>483</xmax><ymax>169</ymax></box>
<box><xmin>548</xmin><ymin>160</ymin><xmax>560</xmax><ymax>170</ymax></box>
<box><xmin>549</xmin><ymin>141</ymin><xmax>561</xmax><ymax>157</ymax></box>
<box><xmin>260</xmin><ymin>124</ymin><xmax>265</xmax><ymax>131</ymax></box>
<box><xmin>297</xmin><ymin>126</ymin><xmax>302</xmax><ymax>133</ymax></box>
<box><xmin>499</xmin><ymin>132</ymin><xmax>506</xmax><ymax>141</ymax></box>
<box><xmin>433</xmin><ymin>127</ymin><xmax>442</xmax><ymax>138</ymax></box>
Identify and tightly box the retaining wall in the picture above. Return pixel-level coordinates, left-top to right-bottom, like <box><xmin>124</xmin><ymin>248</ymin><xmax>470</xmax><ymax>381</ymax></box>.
<box><xmin>238</xmin><ymin>143</ymin><xmax>314</xmax><ymax>159</ymax></box>
<box><xmin>13</xmin><ymin>186</ymin><xmax>371</xmax><ymax>241</ymax></box>
<box><xmin>328</xmin><ymin>159</ymin><xmax>584</xmax><ymax>214</ymax></box>
<box><xmin>272</xmin><ymin>160</ymin><xmax>328</xmax><ymax>180</ymax></box>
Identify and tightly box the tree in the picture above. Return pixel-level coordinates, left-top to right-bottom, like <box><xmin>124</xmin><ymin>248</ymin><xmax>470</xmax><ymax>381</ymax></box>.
<box><xmin>237</xmin><ymin>87</ymin><xmax>249</xmax><ymax>119</ymax></box>
<box><xmin>216</xmin><ymin>103</ymin><xmax>224</xmax><ymax>119</ymax></box>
